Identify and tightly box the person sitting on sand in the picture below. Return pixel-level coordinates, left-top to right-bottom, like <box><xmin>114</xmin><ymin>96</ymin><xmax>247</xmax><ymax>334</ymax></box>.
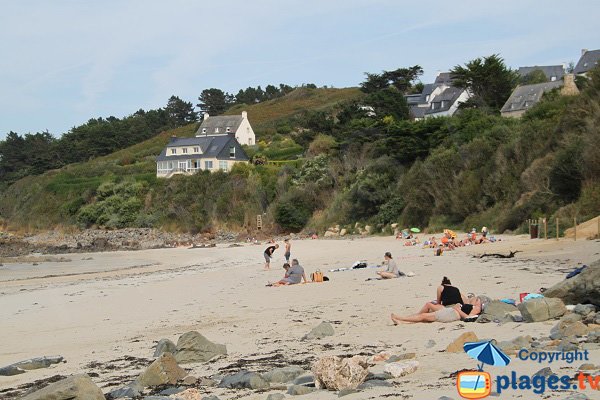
<box><xmin>269</xmin><ymin>263</ymin><xmax>291</xmax><ymax>286</ymax></box>
<box><xmin>271</xmin><ymin>259</ymin><xmax>307</xmax><ymax>286</ymax></box>
<box><xmin>391</xmin><ymin>296</ymin><xmax>483</xmax><ymax>324</ymax></box>
<box><xmin>264</xmin><ymin>243</ymin><xmax>279</xmax><ymax>270</ymax></box>
<box><xmin>415</xmin><ymin>277</ymin><xmax>467</xmax><ymax>314</ymax></box>
<box><xmin>377</xmin><ymin>252</ymin><xmax>405</xmax><ymax>279</ymax></box>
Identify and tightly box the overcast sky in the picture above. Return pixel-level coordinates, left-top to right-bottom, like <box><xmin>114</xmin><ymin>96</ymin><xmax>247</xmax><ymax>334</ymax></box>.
<box><xmin>1</xmin><ymin>0</ymin><xmax>599</xmax><ymax>139</ymax></box>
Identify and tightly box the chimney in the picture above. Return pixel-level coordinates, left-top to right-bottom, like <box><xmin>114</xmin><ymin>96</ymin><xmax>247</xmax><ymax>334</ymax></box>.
<box><xmin>561</xmin><ymin>74</ymin><xmax>580</xmax><ymax>96</ymax></box>
<box><xmin>203</xmin><ymin>112</ymin><xmax>209</xmax><ymax>120</ymax></box>
<box><xmin>582</xmin><ymin>48</ymin><xmax>588</xmax><ymax>56</ymax></box>
<box><xmin>241</xmin><ymin>110</ymin><xmax>247</xmax><ymax>119</ymax></box>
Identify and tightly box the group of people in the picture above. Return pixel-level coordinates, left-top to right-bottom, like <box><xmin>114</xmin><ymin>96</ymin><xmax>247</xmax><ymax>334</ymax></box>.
<box><xmin>391</xmin><ymin>277</ymin><xmax>485</xmax><ymax>324</ymax></box>
<box><xmin>420</xmin><ymin>227</ymin><xmax>494</xmax><ymax>255</ymax></box>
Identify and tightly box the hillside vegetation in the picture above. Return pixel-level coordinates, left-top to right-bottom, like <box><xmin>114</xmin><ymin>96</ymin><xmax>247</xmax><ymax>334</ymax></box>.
<box><xmin>0</xmin><ymin>67</ymin><xmax>598</xmax><ymax>236</ymax></box>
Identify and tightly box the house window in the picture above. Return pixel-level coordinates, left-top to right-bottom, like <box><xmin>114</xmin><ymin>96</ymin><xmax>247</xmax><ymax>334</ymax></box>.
<box><xmin>182</xmin><ymin>148</ymin><xmax>188</xmax><ymax>154</ymax></box>
<box><xmin>248</xmin><ymin>138</ymin><xmax>253</xmax><ymax>145</ymax></box>
<box><xmin>219</xmin><ymin>160</ymin><xmax>228</xmax><ymax>171</ymax></box>
<box><xmin>226</xmin><ymin>127</ymin><xmax>231</xmax><ymax>133</ymax></box>
<box><xmin>202</xmin><ymin>128</ymin><xmax>206</xmax><ymax>134</ymax></box>
<box><xmin>229</xmin><ymin>146</ymin><xmax>235</xmax><ymax>158</ymax></box>
<box><xmin>204</xmin><ymin>160</ymin><xmax>213</xmax><ymax>170</ymax></box>
<box><xmin>168</xmin><ymin>161</ymin><xmax>173</xmax><ymax>170</ymax></box>
<box><xmin>171</xmin><ymin>148</ymin><xmax>176</xmax><ymax>154</ymax></box>
<box><xmin>193</xmin><ymin>147</ymin><xmax>199</xmax><ymax>153</ymax></box>
<box><xmin>215</xmin><ymin>127</ymin><xmax>219</xmax><ymax>133</ymax></box>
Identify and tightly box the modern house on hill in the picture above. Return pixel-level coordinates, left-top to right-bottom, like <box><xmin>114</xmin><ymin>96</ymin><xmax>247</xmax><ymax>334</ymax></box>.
<box><xmin>517</xmin><ymin>65</ymin><xmax>565</xmax><ymax>82</ymax></box>
<box><xmin>501</xmin><ymin>74</ymin><xmax>579</xmax><ymax>118</ymax></box>
<box><xmin>574</xmin><ymin>49</ymin><xmax>600</xmax><ymax>76</ymax></box>
<box><xmin>156</xmin><ymin>111</ymin><xmax>253</xmax><ymax>178</ymax></box>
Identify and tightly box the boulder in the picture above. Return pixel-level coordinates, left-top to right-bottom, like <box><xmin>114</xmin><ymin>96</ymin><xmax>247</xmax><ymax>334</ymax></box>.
<box><xmin>312</xmin><ymin>355</ymin><xmax>369</xmax><ymax>390</ymax></box>
<box><xmin>364</xmin><ymin>225</ymin><xmax>373</xmax><ymax>234</ymax></box>
<box><xmin>302</xmin><ymin>322</ymin><xmax>334</xmax><ymax>340</ymax></box>
<box><xmin>386</xmin><ymin>352</ymin><xmax>416</xmax><ymax>363</ymax></box>
<box><xmin>561</xmin><ymin>393</ymin><xmax>589</xmax><ymax>400</ymax></box>
<box><xmin>293</xmin><ymin>374</ymin><xmax>315</xmax><ymax>385</ymax></box>
<box><xmin>533</xmin><ymin>367</ymin><xmax>554</xmax><ymax>377</ymax></box>
<box><xmin>324</xmin><ymin>231</ymin><xmax>338</xmax><ymax>238</ymax></box>
<box><xmin>550</xmin><ymin>320</ymin><xmax>589</xmax><ymax>340</ymax></box>
<box><xmin>174</xmin><ymin>331</ymin><xmax>227</xmax><ymax>364</ymax></box>
<box><xmin>262</xmin><ymin>366</ymin><xmax>305</xmax><ymax>383</ymax></box>
<box><xmin>357</xmin><ymin>379</ymin><xmax>393</xmax><ymax>389</ymax></box>
<box><xmin>0</xmin><ymin>365</ymin><xmax>26</xmax><ymax>376</ymax></box>
<box><xmin>21</xmin><ymin>374</ymin><xmax>104</xmax><ymax>400</ymax></box>
<box><xmin>544</xmin><ymin>260</ymin><xmax>600</xmax><ymax>307</ymax></box>
<box><xmin>339</xmin><ymin>229</ymin><xmax>348</xmax><ymax>237</ymax></box>
<box><xmin>218</xmin><ymin>370</ymin><xmax>270</xmax><ymax>390</ymax></box>
<box><xmin>446</xmin><ymin>331</ymin><xmax>479</xmax><ymax>353</ymax></box>
<box><xmin>137</xmin><ymin>352</ymin><xmax>187</xmax><ymax>387</ymax></box>
<box><xmin>574</xmin><ymin>304</ymin><xmax>597</xmax><ymax>316</ymax></box>
<box><xmin>383</xmin><ymin>361</ymin><xmax>419</xmax><ymax>378</ymax></box>
<box><xmin>154</xmin><ymin>338</ymin><xmax>177</xmax><ymax>357</ymax></box>
<box><xmin>338</xmin><ymin>388</ymin><xmax>357</xmax><ymax>397</ymax></box>
<box><xmin>557</xmin><ymin>337</ymin><xmax>579</xmax><ymax>351</ymax></box>
<box><xmin>266</xmin><ymin>394</ymin><xmax>286</xmax><ymax>400</ymax></box>
<box><xmin>425</xmin><ymin>339</ymin><xmax>436</xmax><ymax>348</ymax></box>
<box><xmin>0</xmin><ymin>356</ymin><xmax>64</xmax><ymax>376</ymax></box>
<box><xmin>518</xmin><ymin>298</ymin><xmax>567</xmax><ymax>322</ymax></box>
<box><xmin>107</xmin><ymin>381</ymin><xmax>142</xmax><ymax>398</ymax></box>
<box><xmin>476</xmin><ymin>301</ymin><xmax>518</xmax><ymax>323</ymax></box>
<box><xmin>287</xmin><ymin>385</ymin><xmax>315</xmax><ymax>395</ymax></box>
<box><xmin>578</xmin><ymin>363</ymin><xmax>597</xmax><ymax>370</ymax></box>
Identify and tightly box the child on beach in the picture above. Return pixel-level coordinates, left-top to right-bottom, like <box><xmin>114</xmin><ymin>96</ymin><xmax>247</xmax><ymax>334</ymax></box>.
<box><xmin>284</xmin><ymin>238</ymin><xmax>291</xmax><ymax>263</ymax></box>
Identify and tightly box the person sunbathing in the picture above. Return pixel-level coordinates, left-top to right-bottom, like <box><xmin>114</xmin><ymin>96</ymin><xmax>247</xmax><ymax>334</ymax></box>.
<box><xmin>414</xmin><ymin>277</ymin><xmax>467</xmax><ymax>314</ymax></box>
<box><xmin>391</xmin><ymin>296</ymin><xmax>483</xmax><ymax>324</ymax></box>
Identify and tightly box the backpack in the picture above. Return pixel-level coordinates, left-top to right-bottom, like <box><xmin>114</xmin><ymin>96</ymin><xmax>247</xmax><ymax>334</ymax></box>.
<box><xmin>311</xmin><ymin>270</ymin><xmax>324</xmax><ymax>283</ymax></box>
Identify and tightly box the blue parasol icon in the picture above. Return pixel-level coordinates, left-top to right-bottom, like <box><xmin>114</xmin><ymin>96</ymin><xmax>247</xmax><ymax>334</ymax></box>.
<box><xmin>464</xmin><ymin>340</ymin><xmax>511</xmax><ymax>370</ymax></box>
<box><xmin>464</xmin><ymin>340</ymin><xmax>511</xmax><ymax>391</ymax></box>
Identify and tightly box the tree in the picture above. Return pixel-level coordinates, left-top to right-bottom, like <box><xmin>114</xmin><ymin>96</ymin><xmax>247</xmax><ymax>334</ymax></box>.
<box><xmin>360</xmin><ymin>65</ymin><xmax>423</xmax><ymax>94</ymax></box>
<box><xmin>364</xmin><ymin>87</ymin><xmax>409</xmax><ymax>121</ymax></box>
<box><xmin>450</xmin><ymin>54</ymin><xmax>519</xmax><ymax>112</ymax></box>
<box><xmin>197</xmin><ymin>88</ymin><xmax>231</xmax><ymax>115</ymax></box>
<box><xmin>520</xmin><ymin>69</ymin><xmax>548</xmax><ymax>85</ymax></box>
<box><xmin>165</xmin><ymin>96</ymin><xmax>197</xmax><ymax>127</ymax></box>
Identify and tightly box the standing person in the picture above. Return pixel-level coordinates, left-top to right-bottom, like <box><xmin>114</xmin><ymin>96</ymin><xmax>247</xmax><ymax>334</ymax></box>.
<box><xmin>377</xmin><ymin>252</ymin><xmax>404</xmax><ymax>279</ymax></box>
<box><xmin>284</xmin><ymin>238</ymin><xmax>291</xmax><ymax>263</ymax></box>
<box><xmin>264</xmin><ymin>243</ymin><xmax>279</xmax><ymax>270</ymax></box>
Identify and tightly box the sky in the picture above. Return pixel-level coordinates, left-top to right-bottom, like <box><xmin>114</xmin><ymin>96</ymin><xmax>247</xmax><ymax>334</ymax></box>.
<box><xmin>1</xmin><ymin>0</ymin><xmax>599</xmax><ymax>139</ymax></box>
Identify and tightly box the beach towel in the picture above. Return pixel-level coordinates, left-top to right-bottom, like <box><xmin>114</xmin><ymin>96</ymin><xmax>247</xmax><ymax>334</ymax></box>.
<box><xmin>523</xmin><ymin>293</ymin><xmax>544</xmax><ymax>301</ymax></box>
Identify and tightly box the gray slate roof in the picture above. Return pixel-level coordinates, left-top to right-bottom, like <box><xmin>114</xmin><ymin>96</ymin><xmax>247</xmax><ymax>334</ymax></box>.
<box><xmin>195</xmin><ymin>115</ymin><xmax>244</xmax><ymax>135</ymax></box>
<box><xmin>156</xmin><ymin>135</ymin><xmax>249</xmax><ymax>162</ymax></box>
<box><xmin>425</xmin><ymin>87</ymin><xmax>465</xmax><ymax>114</ymax></box>
<box><xmin>434</xmin><ymin>72</ymin><xmax>453</xmax><ymax>85</ymax></box>
<box><xmin>518</xmin><ymin>65</ymin><xmax>565</xmax><ymax>81</ymax></box>
<box><xmin>574</xmin><ymin>49</ymin><xmax>600</xmax><ymax>75</ymax></box>
<box><xmin>501</xmin><ymin>80</ymin><xmax>563</xmax><ymax>114</ymax></box>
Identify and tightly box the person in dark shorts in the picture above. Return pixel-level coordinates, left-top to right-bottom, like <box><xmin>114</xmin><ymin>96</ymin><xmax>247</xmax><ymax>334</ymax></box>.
<box><xmin>284</xmin><ymin>238</ymin><xmax>291</xmax><ymax>263</ymax></box>
<box><xmin>264</xmin><ymin>243</ymin><xmax>279</xmax><ymax>270</ymax></box>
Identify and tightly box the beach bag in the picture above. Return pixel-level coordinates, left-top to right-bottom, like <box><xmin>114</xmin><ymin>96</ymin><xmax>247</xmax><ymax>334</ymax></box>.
<box><xmin>311</xmin><ymin>270</ymin><xmax>324</xmax><ymax>283</ymax></box>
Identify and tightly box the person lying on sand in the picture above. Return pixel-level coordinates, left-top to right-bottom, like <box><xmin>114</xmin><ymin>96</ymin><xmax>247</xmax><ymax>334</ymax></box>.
<box><xmin>377</xmin><ymin>252</ymin><xmax>405</xmax><ymax>279</ymax></box>
<box><xmin>270</xmin><ymin>259</ymin><xmax>307</xmax><ymax>286</ymax></box>
<box><xmin>391</xmin><ymin>296</ymin><xmax>483</xmax><ymax>324</ymax></box>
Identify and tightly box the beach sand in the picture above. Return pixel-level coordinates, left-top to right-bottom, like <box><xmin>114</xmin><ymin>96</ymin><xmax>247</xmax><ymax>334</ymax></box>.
<box><xmin>1</xmin><ymin>234</ymin><xmax>598</xmax><ymax>399</ymax></box>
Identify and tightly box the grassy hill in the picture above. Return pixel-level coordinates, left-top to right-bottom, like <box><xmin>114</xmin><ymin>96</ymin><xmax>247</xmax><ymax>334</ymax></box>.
<box><xmin>0</xmin><ymin>87</ymin><xmax>362</xmax><ymax>231</ymax></box>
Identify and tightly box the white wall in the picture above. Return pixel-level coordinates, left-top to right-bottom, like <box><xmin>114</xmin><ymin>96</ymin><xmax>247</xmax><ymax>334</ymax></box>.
<box><xmin>235</xmin><ymin>116</ymin><xmax>256</xmax><ymax>146</ymax></box>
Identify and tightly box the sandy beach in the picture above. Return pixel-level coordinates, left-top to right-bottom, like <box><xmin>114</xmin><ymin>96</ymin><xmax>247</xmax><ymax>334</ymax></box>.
<box><xmin>1</xmin><ymin>234</ymin><xmax>599</xmax><ymax>399</ymax></box>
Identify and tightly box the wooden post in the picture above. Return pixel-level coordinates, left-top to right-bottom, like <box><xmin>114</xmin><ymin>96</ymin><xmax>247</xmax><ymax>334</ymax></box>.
<box><xmin>574</xmin><ymin>216</ymin><xmax>577</xmax><ymax>241</ymax></box>
<box><xmin>556</xmin><ymin>218</ymin><xmax>559</xmax><ymax>240</ymax></box>
<box><xmin>257</xmin><ymin>214</ymin><xmax>262</xmax><ymax>230</ymax></box>
<box><xmin>528</xmin><ymin>219</ymin><xmax>532</xmax><ymax>238</ymax></box>
<box><xmin>543</xmin><ymin>218</ymin><xmax>547</xmax><ymax>240</ymax></box>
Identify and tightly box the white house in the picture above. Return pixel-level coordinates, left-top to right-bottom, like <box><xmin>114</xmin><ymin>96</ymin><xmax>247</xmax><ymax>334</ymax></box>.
<box><xmin>156</xmin><ymin>111</ymin><xmax>255</xmax><ymax>178</ymax></box>
<box><xmin>195</xmin><ymin>111</ymin><xmax>256</xmax><ymax>146</ymax></box>
<box><xmin>405</xmin><ymin>72</ymin><xmax>471</xmax><ymax>120</ymax></box>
